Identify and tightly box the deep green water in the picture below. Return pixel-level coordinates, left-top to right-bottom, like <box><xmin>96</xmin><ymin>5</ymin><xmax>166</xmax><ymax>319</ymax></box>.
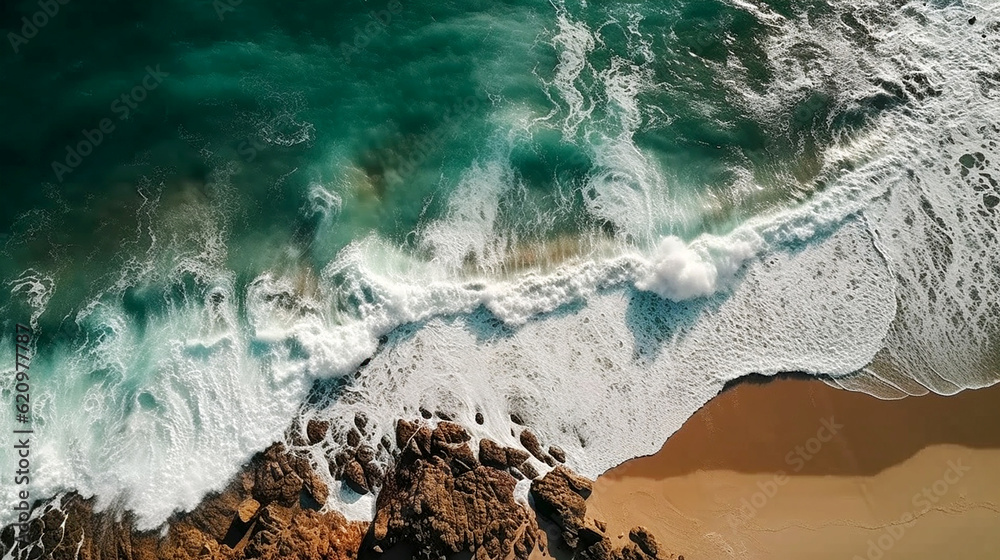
<box><xmin>0</xmin><ymin>0</ymin><xmax>860</xmax><ymax>323</ymax></box>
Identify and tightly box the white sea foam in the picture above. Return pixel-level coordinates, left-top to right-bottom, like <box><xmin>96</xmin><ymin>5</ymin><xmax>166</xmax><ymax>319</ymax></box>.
<box><xmin>418</xmin><ymin>160</ymin><xmax>514</xmax><ymax>272</ymax></box>
<box><xmin>307</xmin><ymin>220</ymin><xmax>895</xmax><ymax>524</ymax></box>
<box><xmin>540</xmin><ymin>6</ymin><xmax>596</xmax><ymax>136</ymax></box>
<box><xmin>729</xmin><ymin>0</ymin><xmax>1000</xmax><ymax>394</ymax></box>
<box><xmin>637</xmin><ymin>234</ymin><xmax>761</xmax><ymax>301</ymax></box>
<box><xmin>7</xmin><ymin>270</ymin><xmax>55</xmax><ymax>329</ymax></box>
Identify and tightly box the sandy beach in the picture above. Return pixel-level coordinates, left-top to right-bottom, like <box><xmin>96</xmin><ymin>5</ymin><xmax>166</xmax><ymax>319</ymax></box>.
<box><xmin>585</xmin><ymin>377</ymin><xmax>1000</xmax><ymax>559</ymax></box>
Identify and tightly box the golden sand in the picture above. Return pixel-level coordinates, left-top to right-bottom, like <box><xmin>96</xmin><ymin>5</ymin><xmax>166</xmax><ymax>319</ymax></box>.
<box><xmin>585</xmin><ymin>377</ymin><xmax>1000</xmax><ymax>559</ymax></box>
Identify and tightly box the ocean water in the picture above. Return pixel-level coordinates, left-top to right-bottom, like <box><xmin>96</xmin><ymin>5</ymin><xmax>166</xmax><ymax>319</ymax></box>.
<box><xmin>1</xmin><ymin>0</ymin><xmax>998</xmax><ymax>529</ymax></box>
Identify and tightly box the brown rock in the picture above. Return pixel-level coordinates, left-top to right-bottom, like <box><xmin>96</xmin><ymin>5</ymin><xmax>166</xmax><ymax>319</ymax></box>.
<box><xmin>628</xmin><ymin>526</ymin><xmax>659</xmax><ymax>557</ymax></box>
<box><xmin>400</xmin><ymin>438</ymin><xmax>424</xmax><ymax>463</ymax></box>
<box><xmin>363</xmin><ymin>461</ymin><xmax>385</xmax><ymax>490</ymax></box>
<box><xmin>0</xmin><ymin>440</ymin><xmax>368</xmax><ymax>560</ymax></box>
<box><xmin>333</xmin><ymin>449</ymin><xmax>352</xmax><ymax>468</ymax></box>
<box><xmin>545</xmin><ymin>503</ymin><xmax>673</xmax><ymax>560</ymax></box>
<box><xmin>369</xmin><ymin>447</ymin><xmax>538</xmax><ymax>560</ymax></box>
<box><xmin>286</xmin><ymin>418</ymin><xmax>308</xmax><ymax>448</ymax></box>
<box><xmin>478</xmin><ymin>439</ymin><xmax>508</xmax><ymax>469</ymax></box>
<box><xmin>433</xmin><ymin>421</ymin><xmax>471</xmax><ymax>444</ymax></box>
<box><xmin>252</xmin><ymin>443</ymin><xmax>307</xmax><ymax>507</ymax></box>
<box><xmin>354</xmin><ymin>412</ymin><xmax>369</xmax><ymax>433</ymax></box>
<box><xmin>519</xmin><ymin>461</ymin><xmax>540</xmax><ymax>480</ymax></box>
<box><xmin>0</xmin><ymin>414</ymin><xmax>677</xmax><ymax>560</ymax></box>
<box><xmin>306</xmin><ymin>419</ymin><xmax>329</xmax><ymax>445</ymax></box>
<box><xmin>519</xmin><ymin>430</ymin><xmax>555</xmax><ymax>466</ymax></box>
<box><xmin>577</xmin><ymin>538</ymin><xmax>615</xmax><ymax>560</ymax></box>
<box><xmin>506</xmin><ymin>447</ymin><xmax>530</xmax><ymax>466</ymax></box>
<box><xmin>395</xmin><ymin>419</ymin><xmax>418</xmax><ymax>448</ymax></box>
<box><xmin>449</xmin><ymin>443</ymin><xmax>478</xmax><ymax>474</ymax></box>
<box><xmin>303</xmin><ymin>470</ymin><xmax>330</xmax><ymax>506</ymax></box>
<box><xmin>347</xmin><ymin>428</ymin><xmax>362</xmax><ymax>447</ymax></box>
<box><xmin>549</xmin><ymin>445</ymin><xmax>567</xmax><ymax>463</ymax></box>
<box><xmin>413</xmin><ymin>426</ymin><xmax>433</xmax><ymax>456</ymax></box>
<box><xmin>357</xmin><ymin>445</ymin><xmax>376</xmax><ymax>464</ymax></box>
<box><xmin>241</xmin><ymin>503</ymin><xmax>366</xmax><ymax>560</ymax></box>
<box><xmin>344</xmin><ymin>460</ymin><xmax>370</xmax><ymax>495</ymax></box>
<box><xmin>237</xmin><ymin>498</ymin><xmax>260</xmax><ymax>523</ymax></box>
<box><xmin>529</xmin><ymin>466</ymin><xmax>593</xmax><ymax>549</ymax></box>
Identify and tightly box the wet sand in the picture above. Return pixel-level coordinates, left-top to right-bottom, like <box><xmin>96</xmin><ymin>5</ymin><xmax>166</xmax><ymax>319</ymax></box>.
<box><xmin>585</xmin><ymin>377</ymin><xmax>1000</xmax><ymax>559</ymax></box>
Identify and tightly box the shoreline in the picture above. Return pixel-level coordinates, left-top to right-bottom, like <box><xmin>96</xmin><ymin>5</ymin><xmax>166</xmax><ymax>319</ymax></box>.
<box><xmin>585</xmin><ymin>377</ymin><xmax>1000</xmax><ymax>559</ymax></box>
<box><xmin>4</xmin><ymin>375</ymin><xmax>999</xmax><ymax>559</ymax></box>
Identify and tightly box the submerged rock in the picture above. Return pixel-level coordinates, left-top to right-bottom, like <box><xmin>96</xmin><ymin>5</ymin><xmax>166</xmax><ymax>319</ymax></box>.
<box><xmin>549</xmin><ymin>445</ymin><xmax>567</xmax><ymax>463</ymax></box>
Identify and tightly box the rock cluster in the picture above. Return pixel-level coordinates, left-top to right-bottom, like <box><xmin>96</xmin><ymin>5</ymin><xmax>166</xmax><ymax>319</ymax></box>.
<box><xmin>315</xmin><ymin>413</ymin><xmax>388</xmax><ymax>495</ymax></box>
<box><xmin>520</xmin><ymin>429</ymin><xmax>559</xmax><ymax>467</ymax></box>
<box><xmin>361</xmin><ymin>419</ymin><xmax>540</xmax><ymax>560</ymax></box>
<box><xmin>1</xmin><ymin>414</ymin><xmax>681</xmax><ymax>560</ymax></box>
<box><xmin>0</xmin><ymin>443</ymin><xmax>366</xmax><ymax>560</ymax></box>
<box><xmin>530</xmin><ymin>466</ymin><xmax>679</xmax><ymax>560</ymax></box>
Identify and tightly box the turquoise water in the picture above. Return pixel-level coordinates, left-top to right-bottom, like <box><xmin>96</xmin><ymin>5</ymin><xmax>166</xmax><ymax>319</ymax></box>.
<box><xmin>1</xmin><ymin>0</ymin><xmax>850</xmax><ymax>294</ymax></box>
<box><xmin>1</xmin><ymin>0</ymin><xmax>998</xmax><ymax>528</ymax></box>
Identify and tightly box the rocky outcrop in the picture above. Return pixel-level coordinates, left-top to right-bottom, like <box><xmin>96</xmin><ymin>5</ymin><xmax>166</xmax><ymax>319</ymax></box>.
<box><xmin>0</xmin><ymin>443</ymin><xmax>366</xmax><ymax>560</ymax></box>
<box><xmin>0</xmin><ymin>494</ymin><xmax>158</xmax><ymax>560</ymax></box>
<box><xmin>530</xmin><ymin>468</ymin><xmax>680</xmax><ymax>560</ymax></box>
<box><xmin>328</xmin><ymin>414</ymin><xmax>388</xmax><ymax>495</ymax></box>
<box><xmin>530</xmin><ymin>465</ymin><xmax>593</xmax><ymax>549</ymax></box>
<box><xmin>361</xmin><ymin>419</ymin><xmax>540</xmax><ymax>560</ymax></box>
<box><xmin>477</xmin><ymin>437</ymin><xmax>535</xmax><ymax>483</ymax></box>
<box><xmin>520</xmin><ymin>429</ymin><xmax>557</xmax><ymax>466</ymax></box>
<box><xmin>0</xmin><ymin>414</ymin><xmax>681</xmax><ymax>560</ymax></box>
<box><xmin>234</xmin><ymin>503</ymin><xmax>364</xmax><ymax>560</ymax></box>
